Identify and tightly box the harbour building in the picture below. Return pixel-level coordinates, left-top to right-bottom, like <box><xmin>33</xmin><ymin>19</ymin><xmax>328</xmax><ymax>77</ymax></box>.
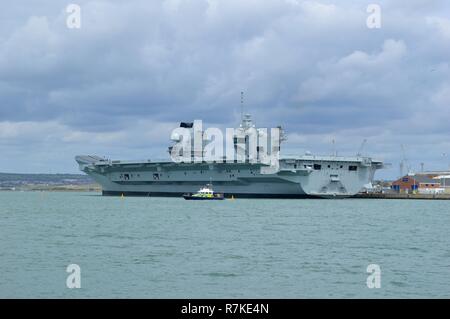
<box><xmin>392</xmin><ymin>171</ymin><xmax>450</xmax><ymax>194</ymax></box>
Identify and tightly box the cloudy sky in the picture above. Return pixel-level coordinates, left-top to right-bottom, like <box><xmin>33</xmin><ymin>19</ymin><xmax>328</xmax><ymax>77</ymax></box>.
<box><xmin>0</xmin><ymin>0</ymin><xmax>449</xmax><ymax>178</ymax></box>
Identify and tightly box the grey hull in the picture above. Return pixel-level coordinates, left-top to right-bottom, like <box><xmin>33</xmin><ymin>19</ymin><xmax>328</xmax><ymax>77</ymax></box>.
<box><xmin>76</xmin><ymin>155</ymin><xmax>383</xmax><ymax>199</ymax></box>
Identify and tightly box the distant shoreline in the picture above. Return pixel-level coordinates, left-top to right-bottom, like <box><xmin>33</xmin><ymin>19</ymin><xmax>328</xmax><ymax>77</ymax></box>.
<box><xmin>0</xmin><ymin>172</ymin><xmax>98</xmax><ymax>192</ymax></box>
<box><xmin>0</xmin><ymin>184</ymin><xmax>101</xmax><ymax>192</ymax></box>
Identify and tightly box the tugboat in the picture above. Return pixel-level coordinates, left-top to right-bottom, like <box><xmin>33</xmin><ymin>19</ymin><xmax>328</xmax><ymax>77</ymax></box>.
<box><xmin>183</xmin><ymin>183</ymin><xmax>225</xmax><ymax>200</ymax></box>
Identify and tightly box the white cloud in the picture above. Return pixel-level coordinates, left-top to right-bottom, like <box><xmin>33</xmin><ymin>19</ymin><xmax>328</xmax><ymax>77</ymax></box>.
<box><xmin>337</xmin><ymin>39</ymin><xmax>407</xmax><ymax>68</ymax></box>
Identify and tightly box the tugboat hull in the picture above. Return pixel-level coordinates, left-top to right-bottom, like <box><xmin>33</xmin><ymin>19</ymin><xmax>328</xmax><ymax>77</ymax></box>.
<box><xmin>183</xmin><ymin>196</ymin><xmax>225</xmax><ymax>200</ymax></box>
<box><xmin>183</xmin><ymin>193</ymin><xmax>225</xmax><ymax>200</ymax></box>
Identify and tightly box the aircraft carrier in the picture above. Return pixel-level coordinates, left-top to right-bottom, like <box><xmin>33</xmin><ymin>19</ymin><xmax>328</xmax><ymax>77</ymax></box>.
<box><xmin>76</xmin><ymin>114</ymin><xmax>384</xmax><ymax>198</ymax></box>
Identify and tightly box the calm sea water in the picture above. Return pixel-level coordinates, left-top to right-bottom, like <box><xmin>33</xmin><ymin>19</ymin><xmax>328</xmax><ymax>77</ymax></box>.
<box><xmin>0</xmin><ymin>191</ymin><xmax>449</xmax><ymax>298</ymax></box>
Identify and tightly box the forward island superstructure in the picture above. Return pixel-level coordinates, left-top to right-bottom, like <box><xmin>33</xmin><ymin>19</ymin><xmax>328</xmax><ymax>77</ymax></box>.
<box><xmin>76</xmin><ymin>114</ymin><xmax>384</xmax><ymax>198</ymax></box>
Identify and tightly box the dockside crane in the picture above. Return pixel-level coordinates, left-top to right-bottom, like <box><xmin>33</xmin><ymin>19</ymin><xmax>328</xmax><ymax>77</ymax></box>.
<box><xmin>357</xmin><ymin>139</ymin><xmax>367</xmax><ymax>157</ymax></box>
<box><xmin>400</xmin><ymin>144</ymin><xmax>411</xmax><ymax>177</ymax></box>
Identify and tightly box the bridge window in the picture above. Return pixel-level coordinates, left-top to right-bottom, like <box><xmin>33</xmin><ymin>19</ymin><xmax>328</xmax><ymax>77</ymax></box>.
<box><xmin>349</xmin><ymin>166</ymin><xmax>358</xmax><ymax>171</ymax></box>
<box><xmin>313</xmin><ymin>164</ymin><xmax>321</xmax><ymax>170</ymax></box>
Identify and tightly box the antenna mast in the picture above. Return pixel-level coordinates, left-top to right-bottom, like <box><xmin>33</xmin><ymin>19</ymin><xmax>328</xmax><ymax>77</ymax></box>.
<box><xmin>240</xmin><ymin>91</ymin><xmax>244</xmax><ymax>122</ymax></box>
<box><xmin>332</xmin><ymin>139</ymin><xmax>336</xmax><ymax>157</ymax></box>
